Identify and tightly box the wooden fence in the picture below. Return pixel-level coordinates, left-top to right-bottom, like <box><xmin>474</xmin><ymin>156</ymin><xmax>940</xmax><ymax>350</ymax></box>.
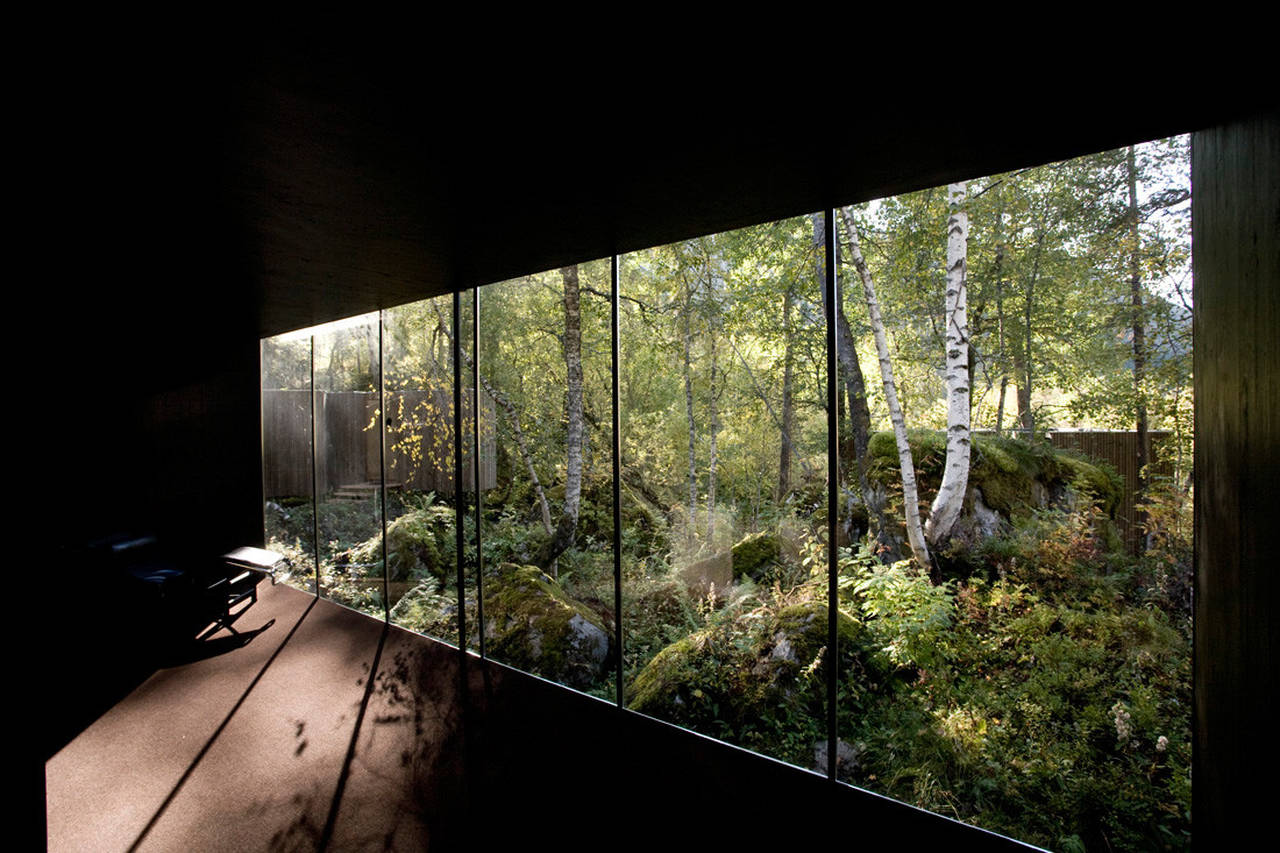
<box><xmin>1048</xmin><ymin>430</ymin><xmax>1173</xmax><ymax>555</ymax></box>
<box><xmin>263</xmin><ymin>388</ymin><xmax>496</xmax><ymax>498</ymax></box>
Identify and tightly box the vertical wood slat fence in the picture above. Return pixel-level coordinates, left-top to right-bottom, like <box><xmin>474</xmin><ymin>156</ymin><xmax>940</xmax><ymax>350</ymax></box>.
<box><xmin>1048</xmin><ymin>430</ymin><xmax>1173</xmax><ymax>555</ymax></box>
<box><xmin>262</xmin><ymin>388</ymin><xmax>496</xmax><ymax>498</ymax></box>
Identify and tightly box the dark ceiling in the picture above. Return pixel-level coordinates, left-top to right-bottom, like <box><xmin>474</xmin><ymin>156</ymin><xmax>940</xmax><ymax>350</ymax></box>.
<box><xmin>44</xmin><ymin>30</ymin><xmax>1261</xmax><ymax>397</ymax></box>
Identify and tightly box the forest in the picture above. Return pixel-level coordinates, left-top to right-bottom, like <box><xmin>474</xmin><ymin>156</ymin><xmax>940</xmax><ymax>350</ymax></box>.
<box><xmin>262</xmin><ymin>135</ymin><xmax>1193</xmax><ymax>851</ymax></box>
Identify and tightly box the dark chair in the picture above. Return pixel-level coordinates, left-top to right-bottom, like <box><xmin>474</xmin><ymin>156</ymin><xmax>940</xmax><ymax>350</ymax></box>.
<box><xmin>194</xmin><ymin>561</ymin><xmax>267</xmax><ymax>641</ymax></box>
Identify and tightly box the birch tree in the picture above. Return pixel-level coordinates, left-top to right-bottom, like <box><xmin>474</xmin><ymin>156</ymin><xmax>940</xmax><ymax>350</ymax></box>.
<box><xmin>681</xmin><ymin>262</ymin><xmax>699</xmax><ymax>545</ymax></box>
<box><xmin>842</xmin><ymin>206</ymin><xmax>932</xmax><ymax>572</ymax></box>
<box><xmin>536</xmin><ymin>265</ymin><xmax>586</xmax><ymax>573</ymax></box>
<box><xmin>431</xmin><ymin>300</ymin><xmax>555</xmax><ymax>540</ymax></box>
<box><xmin>812</xmin><ymin>213</ymin><xmax>889</xmax><ymax>546</ymax></box>
<box><xmin>926</xmin><ymin>182</ymin><xmax>972</xmax><ymax>548</ymax></box>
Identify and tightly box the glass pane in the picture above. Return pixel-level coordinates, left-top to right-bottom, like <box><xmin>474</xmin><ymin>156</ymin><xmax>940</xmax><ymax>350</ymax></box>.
<box><xmin>476</xmin><ymin>262</ymin><xmax>615</xmax><ymax>694</ymax></box>
<box><xmin>832</xmin><ymin>137</ymin><xmax>1193</xmax><ymax>850</ymax></box>
<box><xmin>459</xmin><ymin>289</ymin><xmax>480</xmax><ymax>650</ymax></box>
<box><xmin>261</xmin><ymin>332</ymin><xmax>317</xmax><ymax>593</ymax></box>
<box><xmin>382</xmin><ymin>297</ymin><xmax>461</xmax><ymax>645</ymax></box>
<box><xmin>620</xmin><ymin>217</ymin><xmax>830</xmax><ymax>769</ymax></box>
<box><xmin>314</xmin><ymin>312</ymin><xmax>385</xmax><ymax>618</ymax></box>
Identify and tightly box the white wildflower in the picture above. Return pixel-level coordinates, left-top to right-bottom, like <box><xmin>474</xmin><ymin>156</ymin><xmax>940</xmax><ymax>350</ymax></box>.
<box><xmin>1112</xmin><ymin>701</ymin><xmax>1133</xmax><ymax>743</ymax></box>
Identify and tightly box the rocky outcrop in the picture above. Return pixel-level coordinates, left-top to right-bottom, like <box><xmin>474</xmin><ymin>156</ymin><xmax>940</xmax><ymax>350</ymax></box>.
<box><xmin>480</xmin><ymin>563</ymin><xmax>612</xmax><ymax>690</ymax></box>
<box><xmin>628</xmin><ymin>598</ymin><xmax>887</xmax><ymax>766</ymax></box>
<box><xmin>865</xmin><ymin>431</ymin><xmax>1125</xmax><ymax>555</ymax></box>
<box><xmin>337</xmin><ymin>505</ymin><xmax>454</xmax><ymax>583</ymax></box>
<box><xmin>730</xmin><ymin>532</ymin><xmax>783</xmax><ymax>582</ymax></box>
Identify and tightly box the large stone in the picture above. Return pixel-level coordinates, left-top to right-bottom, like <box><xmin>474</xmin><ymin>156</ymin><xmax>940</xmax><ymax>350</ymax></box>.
<box><xmin>481</xmin><ymin>563</ymin><xmax>612</xmax><ymax>690</ymax></box>
<box><xmin>627</xmin><ymin>597</ymin><xmax>887</xmax><ymax>766</ymax></box>
<box><xmin>730</xmin><ymin>532</ymin><xmax>783</xmax><ymax>582</ymax></box>
<box><xmin>678</xmin><ymin>551</ymin><xmax>732</xmax><ymax>597</ymax></box>
<box><xmin>865</xmin><ymin>431</ymin><xmax>1125</xmax><ymax>553</ymax></box>
<box><xmin>337</xmin><ymin>505</ymin><xmax>454</xmax><ymax>583</ymax></box>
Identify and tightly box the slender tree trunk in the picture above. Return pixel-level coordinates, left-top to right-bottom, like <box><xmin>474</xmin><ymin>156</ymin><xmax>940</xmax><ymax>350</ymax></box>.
<box><xmin>707</xmin><ymin>324</ymin><xmax>719</xmax><ymax>546</ymax></box>
<box><xmin>993</xmin><ymin>190</ymin><xmax>1009</xmax><ymax>437</ymax></box>
<box><xmin>927</xmin><ymin>183</ymin><xmax>972</xmax><ymax>554</ymax></box>
<box><xmin>431</xmin><ymin>302</ymin><xmax>553</xmax><ymax>538</ymax></box>
<box><xmin>814</xmin><ymin>213</ymin><xmax>886</xmax><ymax>546</ymax></box>
<box><xmin>1016</xmin><ymin>232</ymin><xmax>1045</xmax><ymax>436</ymax></box>
<box><xmin>326</xmin><ymin>331</ymin><xmax>341</xmax><ymax>391</ymax></box>
<box><xmin>364</xmin><ymin>325</ymin><xmax>378</xmax><ymax>389</ymax></box>
<box><xmin>843</xmin><ymin>208</ymin><xmax>932</xmax><ymax>572</ymax></box>
<box><xmin>777</xmin><ymin>284</ymin><xmax>795</xmax><ymax>500</ymax></box>
<box><xmin>682</xmin><ymin>279</ymin><xmax>698</xmax><ymax>546</ymax></box>
<box><xmin>1128</xmin><ymin>146</ymin><xmax>1149</xmax><ymax>554</ymax></box>
<box><xmin>537</xmin><ymin>265</ymin><xmax>586</xmax><ymax>574</ymax></box>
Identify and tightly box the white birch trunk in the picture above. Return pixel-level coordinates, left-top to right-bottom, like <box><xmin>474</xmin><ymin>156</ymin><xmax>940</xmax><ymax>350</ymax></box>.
<box><xmin>926</xmin><ymin>182</ymin><xmax>972</xmax><ymax>548</ymax></box>
<box><xmin>683</xmin><ymin>286</ymin><xmax>698</xmax><ymax>545</ymax></box>
<box><xmin>842</xmin><ymin>207</ymin><xmax>932</xmax><ymax>571</ymax></box>
<box><xmin>707</xmin><ymin>321</ymin><xmax>719</xmax><ymax>546</ymax></box>
<box><xmin>561</xmin><ymin>265</ymin><xmax>584</xmax><ymax>530</ymax></box>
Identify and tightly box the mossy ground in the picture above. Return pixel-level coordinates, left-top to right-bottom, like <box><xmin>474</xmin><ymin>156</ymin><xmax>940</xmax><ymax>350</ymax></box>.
<box><xmin>267</xmin><ymin>436</ymin><xmax>1188</xmax><ymax>850</ymax></box>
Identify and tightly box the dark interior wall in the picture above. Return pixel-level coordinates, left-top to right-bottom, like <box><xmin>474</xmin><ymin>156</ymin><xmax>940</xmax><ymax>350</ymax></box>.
<box><xmin>1193</xmin><ymin>112</ymin><xmax>1280</xmax><ymax>845</ymax></box>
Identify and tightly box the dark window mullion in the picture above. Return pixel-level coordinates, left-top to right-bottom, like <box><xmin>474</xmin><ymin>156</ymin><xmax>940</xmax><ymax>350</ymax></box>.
<box><xmin>453</xmin><ymin>291</ymin><xmax>467</xmax><ymax>650</ymax></box>
<box><xmin>474</xmin><ymin>286</ymin><xmax>485</xmax><ymax>658</ymax></box>
<box><xmin>824</xmin><ymin>208</ymin><xmax>839</xmax><ymax>782</ymax></box>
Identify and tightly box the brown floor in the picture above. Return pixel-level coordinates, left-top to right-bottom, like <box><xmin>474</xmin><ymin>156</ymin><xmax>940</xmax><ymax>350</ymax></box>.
<box><xmin>46</xmin><ymin>582</ymin><xmax>440</xmax><ymax>852</ymax></box>
<box><xmin>45</xmin><ymin>573</ymin><xmax>1037</xmax><ymax>852</ymax></box>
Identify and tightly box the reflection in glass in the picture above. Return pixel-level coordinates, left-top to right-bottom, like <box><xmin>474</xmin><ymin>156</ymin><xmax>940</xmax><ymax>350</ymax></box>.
<box><xmin>476</xmin><ymin>263</ymin><xmax>615</xmax><ymax>693</ymax></box>
<box><xmin>381</xmin><ymin>298</ymin><xmax>463</xmax><ymax>645</ymax></box>
<box><xmin>313</xmin><ymin>312</ymin><xmax>385</xmax><ymax>617</ymax></box>
<box><xmin>261</xmin><ymin>332</ymin><xmax>317</xmax><ymax>593</ymax></box>
<box><xmin>619</xmin><ymin>217</ymin><xmax>831</xmax><ymax>769</ymax></box>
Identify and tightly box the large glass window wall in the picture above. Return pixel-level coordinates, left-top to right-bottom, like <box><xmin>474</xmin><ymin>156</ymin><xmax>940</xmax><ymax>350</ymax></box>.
<box><xmin>260</xmin><ymin>136</ymin><xmax>1193</xmax><ymax>851</ymax></box>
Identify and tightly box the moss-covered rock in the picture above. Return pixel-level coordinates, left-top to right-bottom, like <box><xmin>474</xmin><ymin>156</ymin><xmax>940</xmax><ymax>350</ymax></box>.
<box><xmin>481</xmin><ymin>563</ymin><xmax>612</xmax><ymax>690</ymax></box>
<box><xmin>337</xmin><ymin>505</ymin><xmax>454</xmax><ymax>583</ymax></box>
<box><xmin>865</xmin><ymin>432</ymin><xmax>1124</xmax><ymax>556</ymax></box>
<box><xmin>730</xmin><ymin>532</ymin><xmax>783</xmax><ymax>582</ymax></box>
<box><xmin>627</xmin><ymin>596</ymin><xmax>888</xmax><ymax>766</ymax></box>
<box><xmin>679</xmin><ymin>550</ymin><xmax>732</xmax><ymax>597</ymax></box>
<box><xmin>388</xmin><ymin>582</ymin><xmax>460</xmax><ymax>640</ymax></box>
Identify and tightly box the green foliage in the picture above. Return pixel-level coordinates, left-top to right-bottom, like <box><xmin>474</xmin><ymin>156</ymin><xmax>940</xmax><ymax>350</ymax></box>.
<box><xmin>840</xmin><ymin>536</ymin><xmax>1192</xmax><ymax>850</ymax></box>
<box><xmin>974</xmin><ymin>506</ymin><xmax>1121</xmax><ymax>601</ymax></box>
<box><xmin>627</xmin><ymin>579</ymin><xmax>885</xmax><ymax>767</ymax></box>
<box><xmin>851</xmin><ymin>559</ymin><xmax>954</xmax><ymax>672</ymax></box>
<box><xmin>1136</xmin><ymin>476</ymin><xmax>1194</xmax><ymax>620</ymax></box>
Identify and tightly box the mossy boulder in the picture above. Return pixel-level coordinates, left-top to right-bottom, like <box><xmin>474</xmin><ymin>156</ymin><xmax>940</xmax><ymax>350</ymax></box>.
<box><xmin>676</xmin><ymin>531</ymin><xmax>798</xmax><ymax>595</ymax></box>
<box><xmin>865</xmin><ymin>431</ymin><xmax>1124</xmax><ymax>552</ymax></box>
<box><xmin>336</xmin><ymin>505</ymin><xmax>454</xmax><ymax>583</ymax></box>
<box><xmin>628</xmin><ymin>597</ymin><xmax>888</xmax><ymax>766</ymax></box>
<box><xmin>480</xmin><ymin>563</ymin><xmax>612</xmax><ymax>690</ymax></box>
<box><xmin>678</xmin><ymin>550</ymin><xmax>732</xmax><ymax>597</ymax></box>
<box><xmin>388</xmin><ymin>582</ymin><xmax>460</xmax><ymax>640</ymax></box>
<box><xmin>730</xmin><ymin>532</ymin><xmax>783</xmax><ymax>582</ymax></box>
